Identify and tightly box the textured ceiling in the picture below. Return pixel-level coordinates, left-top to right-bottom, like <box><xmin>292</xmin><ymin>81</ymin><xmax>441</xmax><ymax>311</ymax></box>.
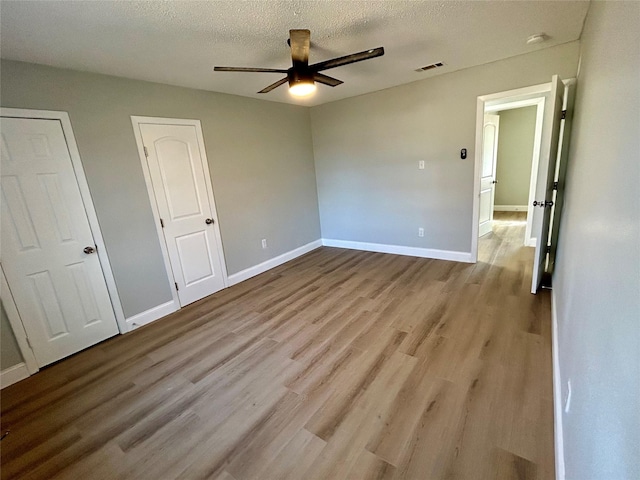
<box><xmin>0</xmin><ymin>1</ymin><xmax>590</xmax><ymax>106</ymax></box>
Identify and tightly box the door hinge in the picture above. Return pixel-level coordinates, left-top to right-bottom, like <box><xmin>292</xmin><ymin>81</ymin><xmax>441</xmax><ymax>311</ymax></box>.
<box><xmin>553</xmin><ymin>181</ymin><xmax>559</xmax><ymax>191</ymax></box>
<box><xmin>160</xmin><ymin>218</ymin><xmax>164</xmax><ymax>228</ymax></box>
<box><xmin>561</xmin><ymin>110</ymin><xmax>567</xmax><ymax>120</ymax></box>
<box><xmin>175</xmin><ymin>282</ymin><xmax>179</xmax><ymax>291</ymax></box>
<box><xmin>546</xmin><ymin>245</ymin><xmax>552</xmax><ymax>254</ymax></box>
<box><xmin>143</xmin><ymin>146</ymin><xmax>149</xmax><ymax>157</ymax></box>
<box><xmin>25</xmin><ymin>336</ymin><xmax>33</xmax><ymax>350</ymax></box>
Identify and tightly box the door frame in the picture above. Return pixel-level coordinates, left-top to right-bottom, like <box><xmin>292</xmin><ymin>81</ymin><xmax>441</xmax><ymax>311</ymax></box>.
<box><xmin>130</xmin><ymin>116</ymin><xmax>229</xmax><ymax>309</ymax></box>
<box><xmin>0</xmin><ymin>108</ymin><xmax>127</xmax><ymax>365</ymax></box>
<box><xmin>485</xmin><ymin>96</ymin><xmax>546</xmax><ymax>247</ymax></box>
<box><xmin>471</xmin><ymin>82</ymin><xmax>552</xmax><ymax>262</ymax></box>
<box><xmin>1</xmin><ymin>265</ymin><xmax>39</xmax><ymax>375</ymax></box>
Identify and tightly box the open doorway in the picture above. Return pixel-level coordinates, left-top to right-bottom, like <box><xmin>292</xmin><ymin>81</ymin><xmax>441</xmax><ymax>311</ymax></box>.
<box><xmin>472</xmin><ymin>77</ymin><xmax>571</xmax><ymax>294</ymax></box>
<box><xmin>479</xmin><ymin>96</ymin><xmax>545</xmax><ymax>247</ymax></box>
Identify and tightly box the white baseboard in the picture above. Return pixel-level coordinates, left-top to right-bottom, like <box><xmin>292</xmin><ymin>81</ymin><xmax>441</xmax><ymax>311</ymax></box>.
<box><xmin>125</xmin><ymin>241</ymin><xmax>323</xmax><ymax>329</ymax></box>
<box><xmin>551</xmin><ymin>290</ymin><xmax>566</xmax><ymax>480</ymax></box>
<box><xmin>125</xmin><ymin>299</ymin><xmax>178</xmax><ymax>332</ymax></box>
<box><xmin>321</xmin><ymin>239</ymin><xmax>473</xmax><ymax>263</ymax></box>
<box><xmin>1</xmin><ymin>362</ymin><xmax>29</xmax><ymax>389</ymax></box>
<box><xmin>494</xmin><ymin>205</ymin><xmax>529</xmax><ymax>212</ymax></box>
<box><xmin>124</xmin><ymin>237</ymin><xmax>467</xmax><ymax>331</ymax></box>
<box><xmin>228</xmin><ymin>240</ymin><xmax>323</xmax><ymax>286</ymax></box>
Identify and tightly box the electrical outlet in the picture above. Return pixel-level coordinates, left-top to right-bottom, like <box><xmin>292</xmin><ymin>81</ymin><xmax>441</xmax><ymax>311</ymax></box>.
<box><xmin>564</xmin><ymin>379</ymin><xmax>572</xmax><ymax>413</ymax></box>
<box><xmin>261</xmin><ymin>238</ymin><xmax>268</xmax><ymax>249</ymax></box>
<box><xmin>418</xmin><ymin>160</ymin><xmax>425</xmax><ymax>170</ymax></box>
<box><xmin>418</xmin><ymin>228</ymin><xmax>424</xmax><ymax>237</ymax></box>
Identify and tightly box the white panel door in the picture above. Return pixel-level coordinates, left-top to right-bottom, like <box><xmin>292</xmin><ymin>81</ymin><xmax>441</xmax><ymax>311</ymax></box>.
<box><xmin>531</xmin><ymin>75</ymin><xmax>565</xmax><ymax>293</ymax></box>
<box><xmin>1</xmin><ymin>117</ymin><xmax>119</xmax><ymax>367</ymax></box>
<box><xmin>479</xmin><ymin>114</ymin><xmax>500</xmax><ymax>237</ymax></box>
<box><xmin>139</xmin><ymin>123</ymin><xmax>225</xmax><ymax>306</ymax></box>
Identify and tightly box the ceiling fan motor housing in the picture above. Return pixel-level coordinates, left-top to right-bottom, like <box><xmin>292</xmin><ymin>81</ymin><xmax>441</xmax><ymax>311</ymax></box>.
<box><xmin>288</xmin><ymin>68</ymin><xmax>314</xmax><ymax>88</ymax></box>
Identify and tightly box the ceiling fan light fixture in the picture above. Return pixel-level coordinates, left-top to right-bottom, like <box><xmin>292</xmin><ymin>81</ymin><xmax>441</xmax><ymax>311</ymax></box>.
<box><xmin>288</xmin><ymin>74</ymin><xmax>316</xmax><ymax>96</ymax></box>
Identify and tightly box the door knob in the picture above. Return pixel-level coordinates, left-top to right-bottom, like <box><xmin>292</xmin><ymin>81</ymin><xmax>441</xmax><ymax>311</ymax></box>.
<box><xmin>492</xmin><ymin>180</ymin><xmax>498</xmax><ymax>184</ymax></box>
<box><xmin>83</xmin><ymin>246</ymin><xmax>96</xmax><ymax>254</ymax></box>
<box><xmin>205</xmin><ymin>218</ymin><xmax>214</xmax><ymax>225</ymax></box>
<box><xmin>533</xmin><ymin>200</ymin><xmax>554</xmax><ymax>208</ymax></box>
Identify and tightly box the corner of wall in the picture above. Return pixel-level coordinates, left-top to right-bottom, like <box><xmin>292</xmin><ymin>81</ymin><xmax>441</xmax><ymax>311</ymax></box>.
<box><xmin>551</xmin><ymin>289</ymin><xmax>566</xmax><ymax>480</ymax></box>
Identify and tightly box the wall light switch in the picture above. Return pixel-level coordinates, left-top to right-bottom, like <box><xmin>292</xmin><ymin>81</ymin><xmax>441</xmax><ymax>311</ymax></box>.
<box><xmin>418</xmin><ymin>228</ymin><xmax>424</xmax><ymax>237</ymax></box>
<box><xmin>261</xmin><ymin>239</ymin><xmax>268</xmax><ymax>249</ymax></box>
<box><xmin>418</xmin><ymin>160</ymin><xmax>425</xmax><ymax>170</ymax></box>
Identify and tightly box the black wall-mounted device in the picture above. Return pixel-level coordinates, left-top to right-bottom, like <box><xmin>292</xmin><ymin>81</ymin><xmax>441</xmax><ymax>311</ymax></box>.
<box><xmin>461</xmin><ymin>148</ymin><xmax>467</xmax><ymax>159</ymax></box>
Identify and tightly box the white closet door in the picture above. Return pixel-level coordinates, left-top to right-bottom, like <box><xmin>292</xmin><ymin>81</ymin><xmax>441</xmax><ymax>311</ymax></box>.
<box><xmin>139</xmin><ymin>123</ymin><xmax>226</xmax><ymax>306</ymax></box>
<box><xmin>1</xmin><ymin>117</ymin><xmax>118</xmax><ymax>367</ymax></box>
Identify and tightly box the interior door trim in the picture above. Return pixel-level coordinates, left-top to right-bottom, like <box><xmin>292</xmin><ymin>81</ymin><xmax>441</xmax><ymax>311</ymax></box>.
<box><xmin>471</xmin><ymin>78</ymin><xmax>576</xmax><ymax>263</ymax></box>
<box><xmin>130</xmin><ymin>116</ymin><xmax>229</xmax><ymax>312</ymax></box>
<box><xmin>0</xmin><ymin>108</ymin><xmax>127</xmax><ymax>339</ymax></box>
<box><xmin>485</xmin><ymin>96</ymin><xmax>546</xmax><ymax>248</ymax></box>
<box><xmin>0</xmin><ymin>265</ymin><xmax>39</xmax><ymax>375</ymax></box>
<box><xmin>472</xmin><ymin>82</ymin><xmax>553</xmax><ymax>263</ymax></box>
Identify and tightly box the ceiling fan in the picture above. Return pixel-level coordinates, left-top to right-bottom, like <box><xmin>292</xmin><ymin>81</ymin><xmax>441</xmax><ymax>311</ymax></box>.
<box><xmin>214</xmin><ymin>29</ymin><xmax>384</xmax><ymax>96</ymax></box>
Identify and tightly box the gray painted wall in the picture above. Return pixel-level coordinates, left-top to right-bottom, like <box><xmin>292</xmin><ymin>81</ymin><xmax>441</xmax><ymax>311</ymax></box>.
<box><xmin>1</xmin><ymin>301</ymin><xmax>24</xmax><ymax>370</ymax></box>
<box><xmin>553</xmin><ymin>2</ymin><xmax>640</xmax><ymax>479</ymax></box>
<box><xmin>495</xmin><ymin>106</ymin><xmax>536</xmax><ymax>206</ymax></box>
<box><xmin>0</xmin><ymin>60</ymin><xmax>321</xmax><ymax>318</ymax></box>
<box><xmin>310</xmin><ymin>42</ymin><xmax>580</xmax><ymax>253</ymax></box>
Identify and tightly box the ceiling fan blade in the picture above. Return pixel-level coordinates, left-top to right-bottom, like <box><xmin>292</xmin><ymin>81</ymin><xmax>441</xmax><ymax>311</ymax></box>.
<box><xmin>313</xmin><ymin>72</ymin><xmax>343</xmax><ymax>87</ymax></box>
<box><xmin>214</xmin><ymin>67</ymin><xmax>288</xmax><ymax>73</ymax></box>
<box><xmin>311</xmin><ymin>47</ymin><xmax>384</xmax><ymax>72</ymax></box>
<box><xmin>289</xmin><ymin>29</ymin><xmax>310</xmax><ymax>67</ymax></box>
<box><xmin>258</xmin><ymin>77</ymin><xmax>289</xmax><ymax>93</ymax></box>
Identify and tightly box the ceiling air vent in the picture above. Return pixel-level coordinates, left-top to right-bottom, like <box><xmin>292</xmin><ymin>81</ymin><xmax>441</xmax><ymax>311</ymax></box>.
<box><xmin>415</xmin><ymin>62</ymin><xmax>444</xmax><ymax>72</ymax></box>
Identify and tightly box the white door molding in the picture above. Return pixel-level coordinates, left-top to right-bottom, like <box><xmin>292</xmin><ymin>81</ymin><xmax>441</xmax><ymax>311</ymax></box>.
<box><xmin>0</xmin><ymin>108</ymin><xmax>127</xmax><ymax>334</ymax></box>
<box><xmin>486</xmin><ymin>96</ymin><xmax>546</xmax><ymax>247</ymax></box>
<box><xmin>130</xmin><ymin>116</ymin><xmax>228</xmax><ymax>310</ymax></box>
<box><xmin>0</xmin><ymin>265</ymin><xmax>39</xmax><ymax>375</ymax></box>
<box><xmin>472</xmin><ymin>79</ymin><xmax>575</xmax><ymax>261</ymax></box>
<box><xmin>472</xmin><ymin>83</ymin><xmax>551</xmax><ymax>262</ymax></box>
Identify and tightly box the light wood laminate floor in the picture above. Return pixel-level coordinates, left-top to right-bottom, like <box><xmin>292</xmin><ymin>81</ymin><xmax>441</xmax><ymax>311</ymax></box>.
<box><xmin>1</xmin><ymin>212</ymin><xmax>554</xmax><ymax>479</ymax></box>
